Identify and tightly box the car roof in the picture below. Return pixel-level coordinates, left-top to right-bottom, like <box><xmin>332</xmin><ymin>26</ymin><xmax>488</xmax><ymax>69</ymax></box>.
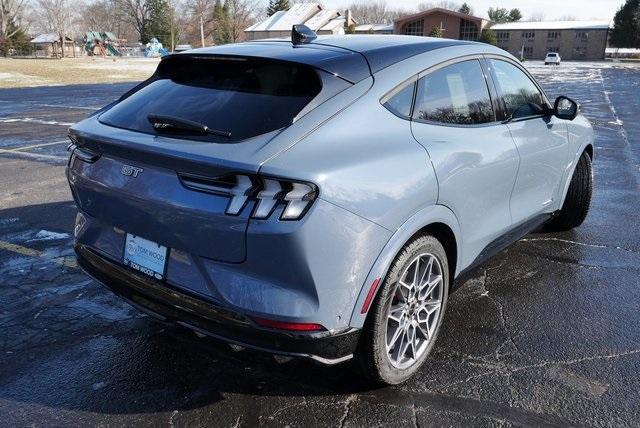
<box><xmin>182</xmin><ymin>35</ymin><xmax>478</xmax><ymax>83</ymax></box>
<box><xmin>306</xmin><ymin>35</ymin><xmax>477</xmax><ymax>74</ymax></box>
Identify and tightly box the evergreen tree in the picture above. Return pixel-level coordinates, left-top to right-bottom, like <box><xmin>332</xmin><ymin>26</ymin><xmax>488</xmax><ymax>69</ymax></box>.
<box><xmin>267</xmin><ymin>0</ymin><xmax>290</xmax><ymax>16</ymax></box>
<box><xmin>213</xmin><ymin>0</ymin><xmax>231</xmax><ymax>45</ymax></box>
<box><xmin>488</xmin><ymin>7</ymin><xmax>522</xmax><ymax>23</ymax></box>
<box><xmin>0</xmin><ymin>18</ymin><xmax>31</xmax><ymax>56</ymax></box>
<box><xmin>610</xmin><ymin>0</ymin><xmax>640</xmax><ymax>48</ymax></box>
<box><xmin>144</xmin><ymin>0</ymin><xmax>173</xmax><ymax>44</ymax></box>
<box><xmin>508</xmin><ymin>8</ymin><xmax>522</xmax><ymax>22</ymax></box>
<box><xmin>428</xmin><ymin>26</ymin><xmax>443</xmax><ymax>38</ymax></box>
<box><xmin>458</xmin><ymin>3</ymin><xmax>472</xmax><ymax>15</ymax></box>
<box><xmin>479</xmin><ymin>28</ymin><xmax>497</xmax><ymax>45</ymax></box>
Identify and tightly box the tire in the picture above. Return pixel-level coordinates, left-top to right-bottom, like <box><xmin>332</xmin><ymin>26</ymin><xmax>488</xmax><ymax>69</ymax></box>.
<box><xmin>547</xmin><ymin>151</ymin><xmax>593</xmax><ymax>231</ymax></box>
<box><xmin>355</xmin><ymin>235</ymin><xmax>449</xmax><ymax>385</ymax></box>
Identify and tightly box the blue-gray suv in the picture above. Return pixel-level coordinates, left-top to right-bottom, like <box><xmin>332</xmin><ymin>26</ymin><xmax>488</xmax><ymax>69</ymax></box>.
<box><xmin>67</xmin><ymin>30</ymin><xmax>594</xmax><ymax>384</ymax></box>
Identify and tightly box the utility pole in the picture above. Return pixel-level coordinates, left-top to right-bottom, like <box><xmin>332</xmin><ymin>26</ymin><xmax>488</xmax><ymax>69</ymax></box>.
<box><xmin>200</xmin><ymin>14</ymin><xmax>205</xmax><ymax>48</ymax></box>
<box><xmin>170</xmin><ymin>7</ymin><xmax>175</xmax><ymax>52</ymax></box>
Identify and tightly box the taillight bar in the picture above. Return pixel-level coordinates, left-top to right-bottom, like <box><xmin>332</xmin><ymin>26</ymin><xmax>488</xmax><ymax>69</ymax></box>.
<box><xmin>179</xmin><ymin>172</ymin><xmax>318</xmax><ymax>221</ymax></box>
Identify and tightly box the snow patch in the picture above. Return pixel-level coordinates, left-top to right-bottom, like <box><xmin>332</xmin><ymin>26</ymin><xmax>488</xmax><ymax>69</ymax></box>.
<box><xmin>28</xmin><ymin>230</ymin><xmax>71</xmax><ymax>242</ymax></box>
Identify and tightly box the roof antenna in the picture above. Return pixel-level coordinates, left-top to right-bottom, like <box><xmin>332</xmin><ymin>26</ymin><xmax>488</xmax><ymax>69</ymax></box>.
<box><xmin>291</xmin><ymin>25</ymin><xmax>317</xmax><ymax>45</ymax></box>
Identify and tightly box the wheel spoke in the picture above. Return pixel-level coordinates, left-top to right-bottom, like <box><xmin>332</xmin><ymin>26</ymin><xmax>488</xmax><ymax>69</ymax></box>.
<box><xmin>388</xmin><ymin>304</ymin><xmax>404</xmax><ymax>323</ymax></box>
<box><xmin>416</xmin><ymin>322</ymin><xmax>431</xmax><ymax>340</ymax></box>
<box><xmin>419</xmin><ymin>274</ymin><xmax>442</xmax><ymax>300</ymax></box>
<box><xmin>387</xmin><ymin>323</ymin><xmax>403</xmax><ymax>349</ymax></box>
<box><xmin>391</xmin><ymin>329</ymin><xmax>407</xmax><ymax>361</ymax></box>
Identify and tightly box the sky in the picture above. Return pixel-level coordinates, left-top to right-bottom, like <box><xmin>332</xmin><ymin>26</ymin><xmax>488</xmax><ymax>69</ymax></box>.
<box><xmin>320</xmin><ymin>0</ymin><xmax>623</xmax><ymax>22</ymax></box>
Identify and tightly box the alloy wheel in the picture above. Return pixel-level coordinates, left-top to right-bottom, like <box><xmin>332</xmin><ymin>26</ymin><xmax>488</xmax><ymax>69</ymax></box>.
<box><xmin>385</xmin><ymin>253</ymin><xmax>444</xmax><ymax>369</ymax></box>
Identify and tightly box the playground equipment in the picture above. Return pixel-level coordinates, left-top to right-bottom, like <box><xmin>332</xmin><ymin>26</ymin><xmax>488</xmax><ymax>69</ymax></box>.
<box><xmin>145</xmin><ymin>37</ymin><xmax>169</xmax><ymax>57</ymax></box>
<box><xmin>84</xmin><ymin>31</ymin><xmax>122</xmax><ymax>57</ymax></box>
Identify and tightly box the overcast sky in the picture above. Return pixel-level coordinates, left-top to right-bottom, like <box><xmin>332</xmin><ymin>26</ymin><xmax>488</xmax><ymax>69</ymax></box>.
<box><xmin>320</xmin><ymin>0</ymin><xmax>622</xmax><ymax>22</ymax></box>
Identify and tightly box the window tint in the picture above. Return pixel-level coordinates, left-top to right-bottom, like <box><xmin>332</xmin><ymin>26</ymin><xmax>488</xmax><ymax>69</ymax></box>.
<box><xmin>489</xmin><ymin>59</ymin><xmax>546</xmax><ymax>120</ymax></box>
<box><xmin>384</xmin><ymin>82</ymin><xmax>415</xmax><ymax>118</ymax></box>
<box><xmin>99</xmin><ymin>56</ymin><xmax>323</xmax><ymax>141</ymax></box>
<box><xmin>412</xmin><ymin>60</ymin><xmax>495</xmax><ymax>125</ymax></box>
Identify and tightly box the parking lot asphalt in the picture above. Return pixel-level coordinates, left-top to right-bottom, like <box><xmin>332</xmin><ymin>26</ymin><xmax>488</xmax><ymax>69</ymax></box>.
<box><xmin>1</xmin><ymin>62</ymin><xmax>640</xmax><ymax>427</ymax></box>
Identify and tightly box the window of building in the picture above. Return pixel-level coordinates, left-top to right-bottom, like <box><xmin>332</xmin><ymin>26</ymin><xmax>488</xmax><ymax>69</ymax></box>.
<box><xmin>522</xmin><ymin>31</ymin><xmax>535</xmax><ymax>39</ymax></box>
<box><xmin>488</xmin><ymin>59</ymin><xmax>545</xmax><ymax>120</ymax></box>
<box><xmin>412</xmin><ymin>60</ymin><xmax>495</xmax><ymax>125</ymax></box>
<box><xmin>547</xmin><ymin>31</ymin><xmax>561</xmax><ymax>39</ymax></box>
<box><xmin>523</xmin><ymin>46</ymin><xmax>534</xmax><ymax>58</ymax></box>
<box><xmin>459</xmin><ymin>19</ymin><xmax>479</xmax><ymax>40</ymax></box>
<box><xmin>497</xmin><ymin>32</ymin><xmax>510</xmax><ymax>41</ymax></box>
<box><xmin>404</xmin><ymin>20</ymin><xmax>424</xmax><ymax>36</ymax></box>
<box><xmin>575</xmin><ymin>31</ymin><xmax>589</xmax><ymax>40</ymax></box>
<box><xmin>547</xmin><ymin>46</ymin><xmax>560</xmax><ymax>53</ymax></box>
<box><xmin>383</xmin><ymin>81</ymin><xmax>416</xmax><ymax>119</ymax></box>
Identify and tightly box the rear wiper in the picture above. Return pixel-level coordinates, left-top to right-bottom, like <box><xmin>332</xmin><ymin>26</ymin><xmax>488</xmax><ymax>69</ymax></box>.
<box><xmin>147</xmin><ymin>114</ymin><xmax>232</xmax><ymax>139</ymax></box>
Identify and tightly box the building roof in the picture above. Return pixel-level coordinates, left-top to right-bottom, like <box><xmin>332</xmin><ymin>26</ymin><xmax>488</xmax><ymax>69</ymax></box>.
<box><xmin>354</xmin><ymin>24</ymin><xmax>394</xmax><ymax>32</ymax></box>
<box><xmin>245</xmin><ymin>2</ymin><xmax>356</xmax><ymax>34</ymax></box>
<box><xmin>30</xmin><ymin>33</ymin><xmax>73</xmax><ymax>43</ymax></box>
<box><xmin>246</xmin><ymin>3</ymin><xmax>322</xmax><ymax>32</ymax></box>
<box><xmin>491</xmin><ymin>20</ymin><xmax>610</xmax><ymax>31</ymax></box>
<box><xmin>394</xmin><ymin>7</ymin><xmax>487</xmax><ymax>26</ymax></box>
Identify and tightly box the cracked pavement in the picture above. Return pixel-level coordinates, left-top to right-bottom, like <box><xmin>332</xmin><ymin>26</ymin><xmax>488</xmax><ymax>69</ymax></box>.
<box><xmin>1</xmin><ymin>62</ymin><xmax>640</xmax><ymax>426</ymax></box>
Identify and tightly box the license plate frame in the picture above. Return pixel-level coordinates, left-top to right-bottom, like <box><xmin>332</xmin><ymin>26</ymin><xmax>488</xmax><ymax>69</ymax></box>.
<box><xmin>123</xmin><ymin>233</ymin><xmax>168</xmax><ymax>280</ymax></box>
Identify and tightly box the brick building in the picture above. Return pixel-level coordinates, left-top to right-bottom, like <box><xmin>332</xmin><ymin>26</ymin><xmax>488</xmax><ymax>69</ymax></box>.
<box><xmin>490</xmin><ymin>21</ymin><xmax>610</xmax><ymax>61</ymax></box>
<box><xmin>393</xmin><ymin>8</ymin><xmax>490</xmax><ymax>40</ymax></box>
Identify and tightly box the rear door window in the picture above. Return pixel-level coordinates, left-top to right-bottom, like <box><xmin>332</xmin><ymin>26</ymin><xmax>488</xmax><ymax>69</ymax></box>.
<box><xmin>99</xmin><ymin>56</ymin><xmax>324</xmax><ymax>142</ymax></box>
<box><xmin>412</xmin><ymin>60</ymin><xmax>495</xmax><ymax>125</ymax></box>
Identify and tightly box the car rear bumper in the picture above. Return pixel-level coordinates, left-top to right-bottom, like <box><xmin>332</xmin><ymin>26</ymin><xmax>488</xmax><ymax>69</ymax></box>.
<box><xmin>75</xmin><ymin>244</ymin><xmax>360</xmax><ymax>364</ymax></box>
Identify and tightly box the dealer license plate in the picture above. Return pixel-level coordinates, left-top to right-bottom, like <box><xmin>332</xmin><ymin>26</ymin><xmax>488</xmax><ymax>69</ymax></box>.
<box><xmin>123</xmin><ymin>233</ymin><xmax>168</xmax><ymax>280</ymax></box>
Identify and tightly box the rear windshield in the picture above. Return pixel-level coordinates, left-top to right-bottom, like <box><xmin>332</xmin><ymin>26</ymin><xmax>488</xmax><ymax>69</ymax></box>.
<box><xmin>547</xmin><ymin>53</ymin><xmax>558</xmax><ymax>57</ymax></box>
<box><xmin>99</xmin><ymin>56</ymin><xmax>323</xmax><ymax>141</ymax></box>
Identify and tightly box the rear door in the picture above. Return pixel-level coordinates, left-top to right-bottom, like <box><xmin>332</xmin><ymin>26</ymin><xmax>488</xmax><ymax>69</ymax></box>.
<box><xmin>485</xmin><ymin>57</ymin><xmax>569</xmax><ymax>224</ymax></box>
<box><xmin>409</xmin><ymin>58</ymin><xmax>519</xmax><ymax>265</ymax></box>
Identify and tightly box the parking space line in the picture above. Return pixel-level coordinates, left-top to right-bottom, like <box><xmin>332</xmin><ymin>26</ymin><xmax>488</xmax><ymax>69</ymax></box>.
<box><xmin>33</xmin><ymin>103</ymin><xmax>99</xmax><ymax>111</ymax></box>
<box><xmin>0</xmin><ymin>118</ymin><xmax>74</xmax><ymax>126</ymax></box>
<box><xmin>0</xmin><ymin>239</ymin><xmax>77</xmax><ymax>269</ymax></box>
<box><xmin>0</xmin><ymin>148</ymin><xmax>68</xmax><ymax>161</ymax></box>
<box><xmin>10</xmin><ymin>140</ymin><xmax>69</xmax><ymax>151</ymax></box>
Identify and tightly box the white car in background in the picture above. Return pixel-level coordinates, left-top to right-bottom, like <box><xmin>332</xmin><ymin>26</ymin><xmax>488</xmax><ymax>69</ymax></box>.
<box><xmin>545</xmin><ymin>52</ymin><xmax>561</xmax><ymax>65</ymax></box>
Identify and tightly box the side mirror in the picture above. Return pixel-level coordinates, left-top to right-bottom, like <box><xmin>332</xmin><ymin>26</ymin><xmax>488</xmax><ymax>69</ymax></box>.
<box><xmin>554</xmin><ymin>96</ymin><xmax>579</xmax><ymax>121</ymax></box>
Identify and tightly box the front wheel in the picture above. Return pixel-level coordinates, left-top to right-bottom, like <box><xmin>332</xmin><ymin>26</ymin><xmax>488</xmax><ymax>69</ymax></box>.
<box><xmin>355</xmin><ymin>235</ymin><xmax>449</xmax><ymax>385</ymax></box>
<box><xmin>547</xmin><ymin>151</ymin><xmax>593</xmax><ymax>231</ymax></box>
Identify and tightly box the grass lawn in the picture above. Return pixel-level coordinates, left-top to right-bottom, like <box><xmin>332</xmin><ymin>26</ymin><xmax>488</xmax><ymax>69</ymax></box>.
<box><xmin>0</xmin><ymin>57</ymin><xmax>160</xmax><ymax>88</ymax></box>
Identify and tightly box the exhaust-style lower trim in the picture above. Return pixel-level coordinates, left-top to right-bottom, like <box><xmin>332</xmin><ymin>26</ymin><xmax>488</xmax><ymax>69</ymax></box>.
<box><xmin>75</xmin><ymin>244</ymin><xmax>360</xmax><ymax>364</ymax></box>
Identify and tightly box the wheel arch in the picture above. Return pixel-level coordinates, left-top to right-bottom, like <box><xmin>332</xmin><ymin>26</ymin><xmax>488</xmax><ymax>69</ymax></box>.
<box><xmin>559</xmin><ymin>143</ymin><xmax>594</xmax><ymax>208</ymax></box>
<box><xmin>348</xmin><ymin>205</ymin><xmax>461</xmax><ymax>329</ymax></box>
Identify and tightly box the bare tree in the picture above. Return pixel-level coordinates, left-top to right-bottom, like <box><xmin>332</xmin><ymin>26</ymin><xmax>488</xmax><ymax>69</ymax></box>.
<box><xmin>36</xmin><ymin>0</ymin><xmax>78</xmax><ymax>57</ymax></box>
<box><xmin>80</xmin><ymin>0</ymin><xmax>136</xmax><ymax>39</ymax></box>
<box><xmin>349</xmin><ymin>0</ymin><xmax>410</xmax><ymax>24</ymax></box>
<box><xmin>418</xmin><ymin>1</ymin><xmax>462</xmax><ymax>12</ymax></box>
<box><xmin>179</xmin><ymin>0</ymin><xmax>215</xmax><ymax>45</ymax></box>
<box><xmin>1</xmin><ymin>0</ymin><xmax>28</xmax><ymax>39</ymax></box>
<box><xmin>113</xmin><ymin>0</ymin><xmax>149</xmax><ymax>42</ymax></box>
<box><xmin>225</xmin><ymin>0</ymin><xmax>258</xmax><ymax>43</ymax></box>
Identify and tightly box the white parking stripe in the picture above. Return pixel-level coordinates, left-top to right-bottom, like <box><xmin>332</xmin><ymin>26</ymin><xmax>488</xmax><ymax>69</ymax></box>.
<box><xmin>0</xmin><ymin>148</ymin><xmax>67</xmax><ymax>161</ymax></box>
<box><xmin>0</xmin><ymin>118</ymin><xmax>73</xmax><ymax>126</ymax></box>
<box><xmin>34</xmin><ymin>103</ymin><xmax>99</xmax><ymax>111</ymax></box>
<box><xmin>10</xmin><ymin>140</ymin><xmax>69</xmax><ymax>151</ymax></box>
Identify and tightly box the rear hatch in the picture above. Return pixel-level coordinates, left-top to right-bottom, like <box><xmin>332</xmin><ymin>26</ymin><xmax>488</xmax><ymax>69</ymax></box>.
<box><xmin>68</xmin><ymin>49</ymin><xmax>365</xmax><ymax>263</ymax></box>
